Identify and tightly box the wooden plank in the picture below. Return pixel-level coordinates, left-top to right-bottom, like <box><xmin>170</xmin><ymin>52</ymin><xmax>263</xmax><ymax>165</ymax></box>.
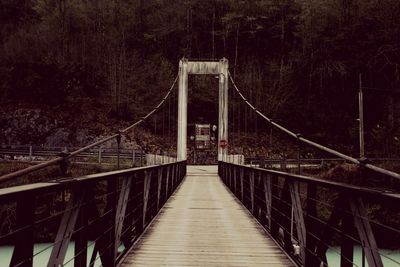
<box><xmin>121</xmin><ymin>166</ymin><xmax>295</xmax><ymax>267</ymax></box>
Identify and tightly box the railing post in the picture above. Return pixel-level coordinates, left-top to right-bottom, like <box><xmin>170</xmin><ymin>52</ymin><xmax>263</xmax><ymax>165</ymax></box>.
<box><xmin>48</xmin><ymin>187</ymin><xmax>85</xmax><ymax>267</ymax></box>
<box><xmin>165</xmin><ymin>165</ymin><xmax>170</xmax><ymax>197</ymax></box>
<box><xmin>289</xmin><ymin>181</ymin><xmax>306</xmax><ymax>265</ymax></box>
<box><xmin>228</xmin><ymin>164</ymin><xmax>232</xmax><ymax>187</ymax></box>
<box><xmin>10</xmin><ymin>194</ymin><xmax>35</xmax><ymax>267</ymax></box>
<box><xmin>341</xmin><ymin>203</ymin><xmax>354</xmax><ymax>267</ymax></box>
<box><xmin>114</xmin><ymin>176</ymin><xmax>132</xmax><ymax>259</ymax></box>
<box><xmin>263</xmin><ymin>174</ymin><xmax>272</xmax><ymax>229</ymax></box>
<box><xmin>250</xmin><ymin>170</ymin><xmax>255</xmax><ymax>214</ymax></box>
<box><xmin>157</xmin><ymin>168</ymin><xmax>163</xmax><ymax>210</ymax></box>
<box><xmin>89</xmin><ymin>175</ymin><xmax>118</xmax><ymax>267</ymax></box>
<box><xmin>142</xmin><ymin>170</ymin><xmax>151</xmax><ymax>228</ymax></box>
<box><xmin>133</xmin><ymin>172</ymin><xmax>144</xmax><ymax>236</ymax></box>
<box><xmin>116</xmin><ymin>132</ymin><xmax>122</xmax><ymax>169</ymax></box>
<box><xmin>171</xmin><ymin>164</ymin><xmax>176</xmax><ymax>191</ymax></box>
<box><xmin>240</xmin><ymin>167</ymin><xmax>244</xmax><ymax>201</ymax></box>
<box><xmin>270</xmin><ymin>175</ymin><xmax>280</xmax><ymax>239</ymax></box>
<box><xmin>106</xmin><ymin>176</ymin><xmax>118</xmax><ymax>266</ymax></box>
<box><xmin>29</xmin><ymin>145</ymin><xmax>33</xmax><ymax>161</ymax></box>
<box><xmin>296</xmin><ymin>134</ymin><xmax>302</xmax><ymax>174</ymax></box>
<box><xmin>349</xmin><ymin>197</ymin><xmax>383</xmax><ymax>267</ymax></box>
<box><xmin>98</xmin><ymin>147</ymin><xmax>102</xmax><ymax>164</ymax></box>
<box><xmin>280</xmin><ymin>179</ymin><xmax>293</xmax><ymax>253</ymax></box>
<box><xmin>233</xmin><ymin>166</ymin><xmax>237</xmax><ymax>194</ymax></box>
<box><xmin>59</xmin><ymin>151</ymin><xmax>70</xmax><ymax>176</ymax></box>
<box><xmin>315</xmin><ymin>194</ymin><xmax>346</xmax><ymax>266</ymax></box>
<box><xmin>75</xmin><ymin>188</ymin><xmax>90</xmax><ymax>267</ymax></box>
<box><xmin>305</xmin><ymin>183</ymin><xmax>320</xmax><ymax>267</ymax></box>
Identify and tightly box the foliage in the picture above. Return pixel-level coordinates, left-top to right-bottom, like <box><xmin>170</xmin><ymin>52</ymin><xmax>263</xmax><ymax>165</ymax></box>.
<box><xmin>1</xmin><ymin>0</ymin><xmax>400</xmax><ymax>156</ymax></box>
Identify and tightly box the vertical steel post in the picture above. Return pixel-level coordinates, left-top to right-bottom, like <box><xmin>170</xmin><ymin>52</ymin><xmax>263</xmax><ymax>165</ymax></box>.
<box><xmin>341</xmin><ymin>208</ymin><xmax>354</xmax><ymax>267</ymax></box>
<box><xmin>297</xmin><ymin>134</ymin><xmax>302</xmax><ymax>174</ymax></box>
<box><xmin>29</xmin><ymin>145</ymin><xmax>33</xmax><ymax>161</ymax></box>
<box><xmin>10</xmin><ymin>195</ymin><xmax>35</xmax><ymax>267</ymax></box>
<box><xmin>75</xmin><ymin>191</ymin><xmax>89</xmax><ymax>267</ymax></box>
<box><xmin>116</xmin><ymin>132</ymin><xmax>122</xmax><ymax>169</ymax></box>
<box><xmin>359</xmin><ymin>73</ymin><xmax>365</xmax><ymax>158</ymax></box>
<box><xmin>98</xmin><ymin>147</ymin><xmax>102</xmax><ymax>164</ymax></box>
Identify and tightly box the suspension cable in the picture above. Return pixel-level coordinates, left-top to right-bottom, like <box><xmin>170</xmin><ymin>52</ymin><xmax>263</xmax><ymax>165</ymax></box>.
<box><xmin>0</xmin><ymin>74</ymin><xmax>180</xmax><ymax>183</ymax></box>
<box><xmin>228</xmin><ymin>71</ymin><xmax>400</xmax><ymax>181</ymax></box>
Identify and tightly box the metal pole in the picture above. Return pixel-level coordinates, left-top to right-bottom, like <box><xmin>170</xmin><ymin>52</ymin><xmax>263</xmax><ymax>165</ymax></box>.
<box><xmin>98</xmin><ymin>147</ymin><xmax>102</xmax><ymax>164</ymax></box>
<box><xmin>297</xmin><ymin>137</ymin><xmax>301</xmax><ymax>175</ymax></box>
<box><xmin>29</xmin><ymin>145</ymin><xmax>33</xmax><ymax>161</ymax></box>
<box><xmin>359</xmin><ymin>73</ymin><xmax>365</xmax><ymax>158</ymax></box>
<box><xmin>116</xmin><ymin>133</ymin><xmax>122</xmax><ymax>169</ymax></box>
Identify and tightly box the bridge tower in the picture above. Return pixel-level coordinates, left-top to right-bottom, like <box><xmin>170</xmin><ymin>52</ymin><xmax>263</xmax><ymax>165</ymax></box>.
<box><xmin>177</xmin><ymin>58</ymin><xmax>229</xmax><ymax>161</ymax></box>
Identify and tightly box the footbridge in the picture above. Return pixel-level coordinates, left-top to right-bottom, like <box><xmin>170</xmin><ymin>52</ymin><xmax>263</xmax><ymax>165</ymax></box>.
<box><xmin>0</xmin><ymin>59</ymin><xmax>399</xmax><ymax>267</ymax></box>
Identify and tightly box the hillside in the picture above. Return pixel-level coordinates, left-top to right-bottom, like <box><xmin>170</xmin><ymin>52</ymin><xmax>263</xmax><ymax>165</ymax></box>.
<box><xmin>1</xmin><ymin>0</ymin><xmax>400</xmax><ymax>159</ymax></box>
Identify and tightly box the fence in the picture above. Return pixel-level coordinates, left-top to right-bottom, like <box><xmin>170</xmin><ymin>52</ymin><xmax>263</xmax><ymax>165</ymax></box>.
<box><xmin>219</xmin><ymin>161</ymin><xmax>400</xmax><ymax>267</ymax></box>
<box><xmin>0</xmin><ymin>161</ymin><xmax>186</xmax><ymax>267</ymax></box>
<box><xmin>0</xmin><ymin>146</ymin><xmax>148</xmax><ymax>165</ymax></box>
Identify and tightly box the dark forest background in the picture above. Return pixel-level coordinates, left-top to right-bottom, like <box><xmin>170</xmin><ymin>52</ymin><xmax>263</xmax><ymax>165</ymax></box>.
<box><xmin>1</xmin><ymin>0</ymin><xmax>400</xmax><ymax>158</ymax></box>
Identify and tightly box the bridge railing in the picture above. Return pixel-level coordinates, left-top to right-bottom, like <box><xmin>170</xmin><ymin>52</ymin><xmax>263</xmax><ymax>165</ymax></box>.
<box><xmin>219</xmin><ymin>161</ymin><xmax>400</xmax><ymax>267</ymax></box>
<box><xmin>0</xmin><ymin>160</ymin><xmax>186</xmax><ymax>267</ymax></box>
<box><xmin>0</xmin><ymin>74</ymin><xmax>179</xmax><ymax>184</ymax></box>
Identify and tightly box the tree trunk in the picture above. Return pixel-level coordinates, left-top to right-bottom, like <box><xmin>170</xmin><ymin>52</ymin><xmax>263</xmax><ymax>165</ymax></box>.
<box><xmin>234</xmin><ymin>23</ymin><xmax>239</xmax><ymax>79</ymax></box>
<box><xmin>211</xmin><ymin>1</ymin><xmax>216</xmax><ymax>58</ymax></box>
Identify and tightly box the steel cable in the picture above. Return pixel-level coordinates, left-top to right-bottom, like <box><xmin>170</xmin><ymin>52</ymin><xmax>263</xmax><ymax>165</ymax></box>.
<box><xmin>228</xmin><ymin>71</ymin><xmax>400</xmax><ymax>181</ymax></box>
<box><xmin>0</xmin><ymin>74</ymin><xmax>179</xmax><ymax>183</ymax></box>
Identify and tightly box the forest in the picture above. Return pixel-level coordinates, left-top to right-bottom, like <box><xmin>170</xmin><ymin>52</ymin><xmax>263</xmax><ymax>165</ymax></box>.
<box><xmin>1</xmin><ymin>0</ymin><xmax>400</xmax><ymax>158</ymax></box>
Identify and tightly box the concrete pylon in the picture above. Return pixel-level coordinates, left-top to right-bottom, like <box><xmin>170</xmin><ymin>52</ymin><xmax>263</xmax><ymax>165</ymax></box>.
<box><xmin>176</xmin><ymin>58</ymin><xmax>229</xmax><ymax>162</ymax></box>
<box><xmin>177</xmin><ymin>59</ymin><xmax>188</xmax><ymax>161</ymax></box>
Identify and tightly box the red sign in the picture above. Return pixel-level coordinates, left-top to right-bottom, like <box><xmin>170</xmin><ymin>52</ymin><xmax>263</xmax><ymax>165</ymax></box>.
<box><xmin>219</xmin><ymin>139</ymin><xmax>228</xmax><ymax>148</ymax></box>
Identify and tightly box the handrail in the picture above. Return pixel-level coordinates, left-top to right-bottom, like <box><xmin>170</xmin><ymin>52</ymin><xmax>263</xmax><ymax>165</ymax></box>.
<box><xmin>0</xmin><ymin>74</ymin><xmax>179</xmax><ymax>184</ymax></box>
<box><xmin>223</xmin><ymin>162</ymin><xmax>400</xmax><ymax>200</ymax></box>
<box><xmin>0</xmin><ymin>161</ymin><xmax>187</xmax><ymax>266</ymax></box>
<box><xmin>228</xmin><ymin>71</ymin><xmax>400</xmax><ymax>181</ymax></box>
<box><xmin>219</xmin><ymin>162</ymin><xmax>399</xmax><ymax>267</ymax></box>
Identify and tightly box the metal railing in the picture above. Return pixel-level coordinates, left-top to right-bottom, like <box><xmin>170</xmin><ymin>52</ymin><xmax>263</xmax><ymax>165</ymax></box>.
<box><xmin>0</xmin><ymin>161</ymin><xmax>186</xmax><ymax>267</ymax></box>
<box><xmin>0</xmin><ymin>146</ymin><xmax>147</xmax><ymax>164</ymax></box>
<box><xmin>219</xmin><ymin>161</ymin><xmax>400</xmax><ymax>267</ymax></box>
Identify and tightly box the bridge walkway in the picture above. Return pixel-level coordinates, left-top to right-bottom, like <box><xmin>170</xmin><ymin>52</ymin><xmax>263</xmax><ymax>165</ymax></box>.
<box><xmin>120</xmin><ymin>166</ymin><xmax>295</xmax><ymax>267</ymax></box>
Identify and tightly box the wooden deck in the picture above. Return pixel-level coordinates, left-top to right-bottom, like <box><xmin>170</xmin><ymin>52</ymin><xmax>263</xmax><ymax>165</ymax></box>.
<box><xmin>120</xmin><ymin>165</ymin><xmax>295</xmax><ymax>267</ymax></box>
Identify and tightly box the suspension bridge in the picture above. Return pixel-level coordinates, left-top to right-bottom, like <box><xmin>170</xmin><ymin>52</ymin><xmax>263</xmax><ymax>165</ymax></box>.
<box><xmin>0</xmin><ymin>58</ymin><xmax>399</xmax><ymax>267</ymax></box>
